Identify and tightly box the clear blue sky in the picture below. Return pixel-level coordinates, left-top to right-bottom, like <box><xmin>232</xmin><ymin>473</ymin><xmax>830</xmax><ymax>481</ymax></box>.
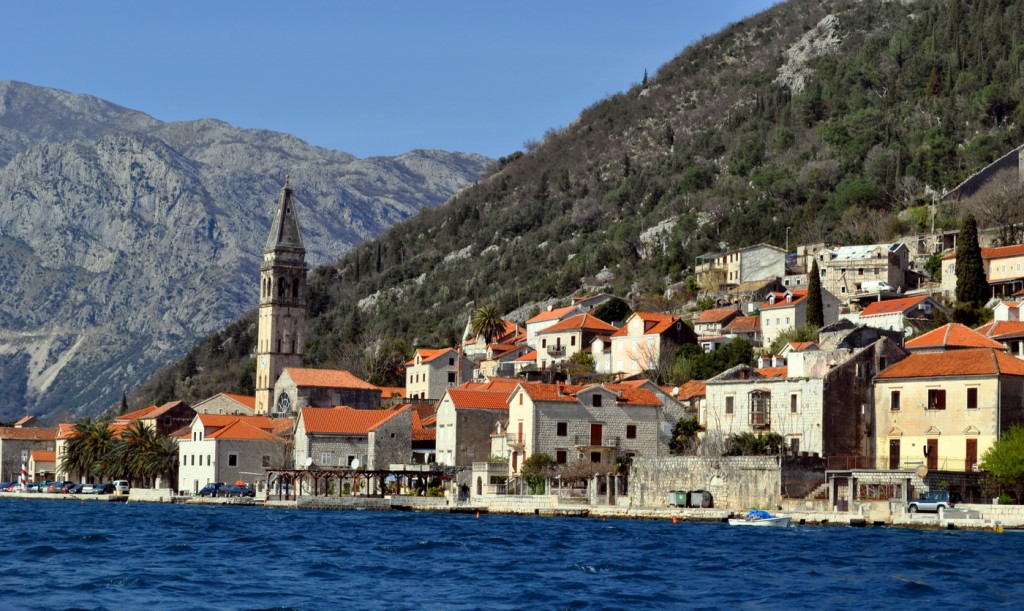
<box><xmin>3</xmin><ymin>1</ymin><xmax>780</xmax><ymax>159</ymax></box>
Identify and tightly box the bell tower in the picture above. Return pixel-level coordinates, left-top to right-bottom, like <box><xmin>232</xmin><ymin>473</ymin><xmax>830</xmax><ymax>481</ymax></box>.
<box><xmin>255</xmin><ymin>178</ymin><xmax>307</xmax><ymax>415</ymax></box>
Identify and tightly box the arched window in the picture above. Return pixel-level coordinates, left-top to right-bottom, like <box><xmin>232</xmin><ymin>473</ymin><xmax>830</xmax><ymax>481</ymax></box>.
<box><xmin>278</xmin><ymin>278</ymin><xmax>287</xmax><ymax>297</ymax></box>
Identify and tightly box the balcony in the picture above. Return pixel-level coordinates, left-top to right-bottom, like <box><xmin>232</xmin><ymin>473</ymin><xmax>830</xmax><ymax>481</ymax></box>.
<box><xmin>574</xmin><ymin>435</ymin><xmax>620</xmax><ymax>449</ymax></box>
<box><xmin>506</xmin><ymin>433</ymin><xmax>525</xmax><ymax>449</ymax></box>
<box><xmin>546</xmin><ymin>345</ymin><xmax>566</xmax><ymax>357</ymax></box>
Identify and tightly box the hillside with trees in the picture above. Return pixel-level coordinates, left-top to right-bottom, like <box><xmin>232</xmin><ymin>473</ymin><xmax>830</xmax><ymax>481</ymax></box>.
<box><xmin>135</xmin><ymin>0</ymin><xmax>1024</xmax><ymax>405</ymax></box>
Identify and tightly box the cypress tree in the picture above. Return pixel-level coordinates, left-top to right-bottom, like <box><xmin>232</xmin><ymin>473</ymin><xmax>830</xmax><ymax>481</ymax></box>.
<box><xmin>955</xmin><ymin>213</ymin><xmax>988</xmax><ymax>308</ymax></box>
<box><xmin>806</xmin><ymin>260</ymin><xmax>824</xmax><ymax>327</ymax></box>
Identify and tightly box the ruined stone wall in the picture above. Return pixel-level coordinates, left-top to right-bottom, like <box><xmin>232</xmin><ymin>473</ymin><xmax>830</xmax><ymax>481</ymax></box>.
<box><xmin>629</xmin><ymin>456</ymin><xmax>781</xmax><ymax>509</ymax></box>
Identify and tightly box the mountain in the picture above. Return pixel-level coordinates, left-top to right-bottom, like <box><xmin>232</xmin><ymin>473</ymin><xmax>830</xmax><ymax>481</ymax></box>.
<box><xmin>0</xmin><ymin>81</ymin><xmax>490</xmax><ymax>422</ymax></box>
<box><xmin>139</xmin><ymin>0</ymin><xmax>1024</xmax><ymax>403</ymax></box>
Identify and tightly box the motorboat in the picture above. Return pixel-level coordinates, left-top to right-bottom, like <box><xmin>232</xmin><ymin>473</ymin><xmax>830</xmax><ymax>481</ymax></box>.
<box><xmin>728</xmin><ymin>509</ymin><xmax>791</xmax><ymax>527</ymax></box>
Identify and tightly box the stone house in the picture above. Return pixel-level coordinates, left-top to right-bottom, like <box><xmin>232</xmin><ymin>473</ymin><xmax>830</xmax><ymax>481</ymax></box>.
<box><xmin>693</xmin><ymin>308</ymin><xmax>741</xmax><ymax>338</ymax></box>
<box><xmin>703</xmin><ymin>337</ymin><xmax>908</xmax><ymax>460</ymax></box>
<box><xmin>192</xmin><ymin>393</ymin><xmax>256</xmax><ymax>416</ymax></box>
<box><xmin>535</xmin><ymin>313</ymin><xmax>618</xmax><ymax>370</ymax></box>
<box><xmin>841</xmin><ymin>295</ymin><xmax>947</xmax><ymax>333</ymax></box>
<box><xmin>435</xmin><ymin>388</ymin><xmax>513</xmax><ymax>467</ymax></box>
<box><xmin>904</xmin><ymin>323</ymin><xmax>1008</xmax><ymax>354</ymax></box>
<box><xmin>293</xmin><ymin>406</ymin><xmax>413</xmax><ymax>470</ymax></box>
<box><xmin>475</xmin><ymin>343</ymin><xmax>533</xmax><ymax>379</ymax></box>
<box><xmin>941</xmin><ymin>243</ymin><xmax>1024</xmax><ymax>299</ymax></box>
<box><xmin>722</xmin><ymin>315</ymin><xmax>762</xmax><ymax>346</ymax></box>
<box><xmin>178</xmin><ymin>415</ymin><xmax>289</xmax><ymax>494</ymax></box>
<box><xmin>817</xmin><ymin>243</ymin><xmax>911</xmax><ymax>300</ymax></box>
<box><xmin>132</xmin><ymin>401</ymin><xmax>196</xmax><ymax>437</ymax></box>
<box><xmin>759</xmin><ymin>288</ymin><xmax>840</xmax><ymax>348</ymax></box>
<box><xmin>505</xmin><ymin>382</ymin><xmax>671</xmax><ymax>476</ymax></box>
<box><xmin>461</xmin><ymin>319</ymin><xmax>525</xmax><ymax>360</ymax></box>
<box><xmin>695</xmin><ymin>244</ymin><xmax>786</xmax><ymax>290</ymax></box>
<box><xmin>405</xmin><ymin>348</ymin><xmax>473</xmax><ymax>401</ymax></box>
<box><xmin>609</xmin><ymin>312</ymin><xmax>697</xmax><ymax>377</ymax></box>
<box><xmin>873</xmin><ymin>348</ymin><xmax>1024</xmax><ymax>471</ymax></box>
<box><xmin>0</xmin><ymin>425</ymin><xmax>57</xmax><ymax>483</ymax></box>
<box><xmin>524</xmin><ymin>294</ymin><xmax>613</xmax><ymax>347</ymax></box>
<box><xmin>273</xmin><ymin>367</ymin><xmax>382</xmax><ymax>416</ymax></box>
<box><xmin>29</xmin><ymin>450</ymin><xmax>55</xmax><ymax>481</ymax></box>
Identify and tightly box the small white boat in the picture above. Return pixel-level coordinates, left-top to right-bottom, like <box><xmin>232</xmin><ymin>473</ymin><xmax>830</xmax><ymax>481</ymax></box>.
<box><xmin>728</xmin><ymin>510</ymin><xmax>791</xmax><ymax>527</ymax></box>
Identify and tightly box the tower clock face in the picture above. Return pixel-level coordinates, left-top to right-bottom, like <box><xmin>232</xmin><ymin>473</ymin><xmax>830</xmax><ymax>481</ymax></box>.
<box><xmin>260</xmin><ymin>357</ymin><xmax>268</xmax><ymax>369</ymax></box>
<box><xmin>276</xmin><ymin>393</ymin><xmax>291</xmax><ymax>413</ymax></box>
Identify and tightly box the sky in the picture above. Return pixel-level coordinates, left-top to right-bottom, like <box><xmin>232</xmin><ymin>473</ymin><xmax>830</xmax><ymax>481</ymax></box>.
<box><xmin>3</xmin><ymin>1</ymin><xmax>781</xmax><ymax>160</ymax></box>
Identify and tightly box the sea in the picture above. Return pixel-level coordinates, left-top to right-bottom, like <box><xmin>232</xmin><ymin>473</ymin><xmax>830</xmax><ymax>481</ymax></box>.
<box><xmin>1</xmin><ymin>499</ymin><xmax>1021</xmax><ymax>610</ymax></box>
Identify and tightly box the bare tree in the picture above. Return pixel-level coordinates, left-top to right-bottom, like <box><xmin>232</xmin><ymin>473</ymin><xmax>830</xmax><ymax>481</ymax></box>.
<box><xmin>963</xmin><ymin>171</ymin><xmax>1024</xmax><ymax>246</ymax></box>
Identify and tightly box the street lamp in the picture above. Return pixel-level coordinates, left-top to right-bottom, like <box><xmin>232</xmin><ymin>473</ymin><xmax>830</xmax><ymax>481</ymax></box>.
<box><xmin>786</xmin><ymin>226</ymin><xmax>792</xmax><ymax>253</ymax></box>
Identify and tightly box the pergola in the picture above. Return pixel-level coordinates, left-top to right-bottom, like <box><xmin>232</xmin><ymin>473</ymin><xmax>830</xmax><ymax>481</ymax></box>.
<box><xmin>264</xmin><ymin>465</ymin><xmax>466</xmax><ymax>500</ymax></box>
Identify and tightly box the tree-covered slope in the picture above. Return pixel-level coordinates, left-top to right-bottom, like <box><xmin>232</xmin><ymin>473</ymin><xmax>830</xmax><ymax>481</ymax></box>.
<box><xmin>136</xmin><ymin>0</ymin><xmax>1024</xmax><ymax>404</ymax></box>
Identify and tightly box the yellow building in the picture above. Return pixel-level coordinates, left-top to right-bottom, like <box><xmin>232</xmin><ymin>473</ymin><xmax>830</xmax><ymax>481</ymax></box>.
<box><xmin>873</xmin><ymin>348</ymin><xmax>1024</xmax><ymax>472</ymax></box>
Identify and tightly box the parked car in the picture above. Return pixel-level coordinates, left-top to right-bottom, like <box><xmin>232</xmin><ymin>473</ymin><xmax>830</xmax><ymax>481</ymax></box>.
<box><xmin>908</xmin><ymin>490</ymin><xmax>956</xmax><ymax>513</ymax></box>
<box><xmin>70</xmin><ymin>484</ymin><xmax>90</xmax><ymax>494</ymax></box>
<box><xmin>56</xmin><ymin>481</ymin><xmax>77</xmax><ymax>493</ymax></box>
<box><xmin>46</xmin><ymin>481</ymin><xmax>75</xmax><ymax>493</ymax></box>
<box><xmin>222</xmin><ymin>484</ymin><xmax>255</xmax><ymax>498</ymax></box>
<box><xmin>86</xmin><ymin>483</ymin><xmax>115</xmax><ymax>494</ymax></box>
<box><xmin>112</xmin><ymin>480</ymin><xmax>130</xmax><ymax>494</ymax></box>
<box><xmin>199</xmin><ymin>483</ymin><xmax>226</xmax><ymax>497</ymax></box>
<box><xmin>0</xmin><ymin>482</ymin><xmax>12</xmax><ymax>492</ymax></box>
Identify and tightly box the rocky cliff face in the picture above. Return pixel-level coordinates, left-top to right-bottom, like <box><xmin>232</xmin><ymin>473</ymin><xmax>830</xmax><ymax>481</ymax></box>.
<box><xmin>0</xmin><ymin>81</ymin><xmax>490</xmax><ymax>422</ymax></box>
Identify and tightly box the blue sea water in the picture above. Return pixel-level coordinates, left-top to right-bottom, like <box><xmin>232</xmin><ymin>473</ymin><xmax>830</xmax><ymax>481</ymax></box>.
<box><xmin>1</xmin><ymin>499</ymin><xmax>1022</xmax><ymax>610</ymax></box>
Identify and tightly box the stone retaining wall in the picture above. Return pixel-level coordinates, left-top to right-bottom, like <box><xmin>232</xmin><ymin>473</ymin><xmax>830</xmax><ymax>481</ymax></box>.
<box><xmin>128</xmin><ymin>488</ymin><xmax>176</xmax><ymax>503</ymax></box>
<box><xmin>629</xmin><ymin>456</ymin><xmax>781</xmax><ymax>509</ymax></box>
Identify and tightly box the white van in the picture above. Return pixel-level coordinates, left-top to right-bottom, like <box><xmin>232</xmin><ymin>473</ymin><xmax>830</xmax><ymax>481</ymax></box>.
<box><xmin>112</xmin><ymin>480</ymin><xmax>130</xmax><ymax>494</ymax></box>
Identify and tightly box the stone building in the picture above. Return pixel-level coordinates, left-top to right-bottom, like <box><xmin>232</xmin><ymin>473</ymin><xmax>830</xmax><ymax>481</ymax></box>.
<box><xmin>695</xmin><ymin>244</ymin><xmax>786</xmax><ymax>290</ymax></box>
<box><xmin>1</xmin><ymin>423</ymin><xmax>57</xmax><ymax>483</ymax></box>
<box><xmin>940</xmin><ymin>243</ymin><xmax>1024</xmax><ymax>299</ymax></box>
<box><xmin>873</xmin><ymin>348</ymin><xmax>1024</xmax><ymax>472</ymax></box>
<box><xmin>178</xmin><ymin>414</ymin><xmax>290</xmax><ymax>494</ymax></box>
<box><xmin>814</xmin><ymin>243</ymin><xmax>911</xmax><ymax>300</ymax></box>
<box><xmin>192</xmin><ymin>393</ymin><xmax>256</xmax><ymax>416</ymax></box>
<box><xmin>758</xmin><ymin>288</ymin><xmax>840</xmax><ymax>348</ymax></box>
<box><xmin>293</xmin><ymin>406</ymin><xmax>413</xmax><ymax>470</ymax></box>
<box><xmin>272</xmin><ymin>367</ymin><xmax>382</xmax><ymax>417</ymax></box>
<box><xmin>704</xmin><ymin>337</ymin><xmax>908</xmax><ymax>461</ymax></box>
<box><xmin>255</xmin><ymin>179</ymin><xmax>308</xmax><ymax>415</ymax></box>
<box><xmin>405</xmin><ymin>348</ymin><xmax>474</xmax><ymax>401</ymax></box>
<box><xmin>435</xmin><ymin>388</ymin><xmax>512</xmax><ymax>467</ymax></box>
<box><xmin>505</xmin><ymin>382</ymin><xmax>672</xmax><ymax>476</ymax></box>
<box><xmin>535</xmin><ymin>314</ymin><xmax>618</xmax><ymax>370</ymax></box>
<box><xmin>609</xmin><ymin>312</ymin><xmax>697</xmax><ymax>377</ymax></box>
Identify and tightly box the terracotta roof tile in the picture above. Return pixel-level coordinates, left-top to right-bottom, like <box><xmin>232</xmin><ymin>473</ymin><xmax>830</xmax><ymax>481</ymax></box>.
<box><xmin>612</xmin><ymin>312</ymin><xmax>682</xmax><ymax>337</ymax></box>
<box><xmin>197</xmin><ymin>414</ymin><xmax>277</xmax><ymax>430</ymax></box>
<box><xmin>694</xmin><ymin>308</ymin><xmax>740</xmax><ymax>324</ymax></box>
<box><xmin>519</xmin><ymin>382</ymin><xmax>660</xmax><ymax>406</ymax></box>
<box><xmin>859</xmin><ymin>295</ymin><xmax>930</xmax><ymax>317</ymax></box>
<box><xmin>285</xmin><ymin>368</ymin><xmax>380</xmax><ymax>390</ymax></box>
<box><xmin>13</xmin><ymin>416</ymin><xmax>36</xmax><ymax>426</ymax></box>
<box><xmin>756</xmin><ymin>366</ymin><xmax>788</xmax><ymax>378</ymax></box>
<box><xmin>527</xmin><ymin>305</ymin><xmax>576</xmax><ymax>324</ymax></box>
<box><xmin>221</xmin><ymin>394</ymin><xmax>256</xmax><ymax>409</ymax></box>
<box><xmin>723</xmin><ymin>315</ymin><xmax>760</xmax><ymax>332</ymax></box>
<box><xmin>675</xmin><ymin>380</ymin><xmax>706</xmax><ymax>400</ymax></box>
<box><xmin>760</xmin><ymin>289</ymin><xmax>807</xmax><ymax>311</ymax></box>
<box><xmin>539</xmin><ymin>313</ymin><xmax>618</xmax><ymax>335</ymax></box>
<box><xmin>447</xmin><ymin>388</ymin><xmax>512</xmax><ymax>410</ymax></box>
<box><xmin>117</xmin><ymin>405</ymin><xmax>160</xmax><ymax>422</ymax></box>
<box><xmin>0</xmin><ymin>427</ymin><xmax>57</xmax><ymax>441</ymax></box>
<box><xmin>905</xmin><ymin>323</ymin><xmax>1007</xmax><ymax>351</ymax></box>
<box><xmin>943</xmin><ymin>243</ymin><xmax>1024</xmax><ymax>261</ymax></box>
<box><xmin>31</xmin><ymin>450</ymin><xmax>55</xmax><ymax>462</ymax></box>
<box><xmin>877</xmin><ymin>348</ymin><xmax>1024</xmax><ymax>379</ymax></box>
<box><xmin>515</xmin><ymin>350</ymin><xmax>538</xmax><ymax>362</ymax></box>
<box><xmin>378</xmin><ymin>386</ymin><xmax>406</xmax><ymax>399</ymax></box>
<box><xmin>300</xmin><ymin>406</ymin><xmax>406</xmax><ymax>435</ymax></box>
<box><xmin>207</xmin><ymin>420</ymin><xmax>285</xmax><ymax>441</ymax></box>
<box><xmin>977</xmin><ymin>320</ymin><xmax>1024</xmax><ymax>340</ymax></box>
<box><xmin>787</xmin><ymin>341</ymin><xmax>817</xmax><ymax>352</ymax></box>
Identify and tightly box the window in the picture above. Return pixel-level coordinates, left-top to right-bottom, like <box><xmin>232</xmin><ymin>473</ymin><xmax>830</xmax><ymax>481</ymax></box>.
<box><xmin>790</xmin><ymin>438</ymin><xmax>800</xmax><ymax>454</ymax></box>
<box><xmin>228</xmin><ymin>454</ymin><xmax>238</xmax><ymax>467</ymax></box>
<box><xmin>790</xmin><ymin>394</ymin><xmax>798</xmax><ymax>413</ymax></box>
<box><xmin>927</xmin><ymin>389</ymin><xmax>946</xmax><ymax>410</ymax></box>
<box><xmin>207</xmin><ymin>455</ymin><xmax>211</xmax><ymax>466</ymax></box>
<box><xmin>190</xmin><ymin>455</ymin><xmax>195</xmax><ymax>466</ymax></box>
<box><xmin>347</xmin><ymin>455</ymin><xmax>356</xmax><ymax>466</ymax></box>
<box><xmin>750</xmin><ymin>391</ymin><xmax>771</xmax><ymax>429</ymax></box>
<box><xmin>879</xmin><ymin>357</ymin><xmax>887</xmax><ymax>371</ymax></box>
<box><xmin>262</xmin><ymin>456</ymin><xmax>271</xmax><ymax>468</ymax></box>
<box><xmin>967</xmin><ymin>387</ymin><xmax>978</xmax><ymax>409</ymax></box>
<box><xmin>571</xmin><ymin>336</ymin><xmax>576</xmax><ymax>347</ymax></box>
<box><xmin>626</xmin><ymin>425</ymin><xmax>637</xmax><ymax>439</ymax></box>
<box><xmin>541</xmin><ymin>339</ymin><xmax>547</xmax><ymax>348</ymax></box>
<box><xmin>590</xmin><ymin>451</ymin><xmax>601</xmax><ymax>463</ymax></box>
<box><xmin>890</xmin><ymin>390</ymin><xmax>900</xmax><ymax>411</ymax></box>
<box><xmin>592</xmin><ymin>394</ymin><xmax>602</xmax><ymax>407</ymax></box>
<box><xmin>449</xmin><ymin>357</ymin><xmax>455</xmax><ymax>366</ymax></box>
<box><xmin>556</xmin><ymin>450</ymin><xmax>567</xmax><ymax>464</ymax></box>
<box><xmin>556</xmin><ymin>422</ymin><xmax>567</xmax><ymax>437</ymax></box>
<box><xmin>725</xmin><ymin>396</ymin><xmax>734</xmax><ymax>415</ymax></box>
<box><xmin>447</xmin><ymin>372</ymin><xmax>456</xmax><ymax>384</ymax></box>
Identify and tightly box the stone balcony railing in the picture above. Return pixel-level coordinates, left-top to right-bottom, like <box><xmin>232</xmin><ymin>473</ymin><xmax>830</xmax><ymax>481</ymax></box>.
<box><xmin>573</xmin><ymin>435</ymin><xmax>620</xmax><ymax>448</ymax></box>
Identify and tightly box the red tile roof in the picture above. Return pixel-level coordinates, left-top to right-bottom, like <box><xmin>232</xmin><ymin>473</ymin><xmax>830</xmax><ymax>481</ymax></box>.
<box><xmin>760</xmin><ymin>290</ymin><xmax>808</xmax><ymax>310</ymax></box>
<box><xmin>285</xmin><ymin>368</ymin><xmax>380</xmax><ymax>390</ymax></box>
<box><xmin>859</xmin><ymin>295</ymin><xmax>931</xmax><ymax>317</ymax></box>
<box><xmin>675</xmin><ymin>380</ymin><xmax>706</xmax><ymax>400</ymax></box>
<box><xmin>0</xmin><ymin>427</ymin><xmax>57</xmax><ymax>441</ymax></box>
<box><xmin>410</xmin><ymin>410</ymin><xmax>435</xmax><ymax>441</ymax></box>
<box><xmin>905</xmin><ymin>323</ymin><xmax>1007</xmax><ymax>351</ymax></box>
<box><xmin>977</xmin><ymin>320</ymin><xmax>1024</xmax><ymax>340</ymax></box>
<box><xmin>197</xmin><ymin>414</ymin><xmax>277</xmax><ymax>430</ymax></box>
<box><xmin>378</xmin><ymin>386</ymin><xmax>406</xmax><ymax>399</ymax></box>
<box><xmin>527</xmin><ymin>305</ymin><xmax>576</xmax><ymax>324</ymax></box>
<box><xmin>447</xmin><ymin>388</ymin><xmax>512</xmax><ymax>410</ymax></box>
<box><xmin>300</xmin><ymin>406</ymin><xmax>407</xmax><ymax>435</ymax></box>
<box><xmin>31</xmin><ymin>450</ymin><xmax>55</xmax><ymax>462</ymax></box>
<box><xmin>221</xmin><ymin>394</ymin><xmax>256</xmax><ymax>409</ymax></box>
<box><xmin>13</xmin><ymin>416</ymin><xmax>37</xmax><ymax>427</ymax></box>
<box><xmin>612</xmin><ymin>312</ymin><xmax>682</xmax><ymax>337</ymax></box>
<box><xmin>117</xmin><ymin>405</ymin><xmax>159</xmax><ymax>422</ymax></box>
<box><xmin>943</xmin><ymin>243</ymin><xmax>1024</xmax><ymax>261</ymax></box>
<box><xmin>723</xmin><ymin>315</ymin><xmax>760</xmax><ymax>332</ymax></box>
<box><xmin>515</xmin><ymin>350</ymin><xmax>537</xmax><ymax>362</ymax></box>
<box><xmin>756</xmin><ymin>366</ymin><xmax>788</xmax><ymax>379</ymax></box>
<box><xmin>876</xmin><ymin>349</ymin><xmax>1024</xmax><ymax>379</ymax></box>
<box><xmin>207</xmin><ymin>420</ymin><xmax>285</xmax><ymax>441</ymax></box>
<box><xmin>539</xmin><ymin>313</ymin><xmax>618</xmax><ymax>335</ymax></box>
<box><xmin>694</xmin><ymin>308</ymin><xmax>740</xmax><ymax>324</ymax></box>
<box><xmin>786</xmin><ymin>341</ymin><xmax>817</xmax><ymax>352</ymax></box>
<box><xmin>519</xmin><ymin>382</ymin><xmax>660</xmax><ymax>406</ymax></box>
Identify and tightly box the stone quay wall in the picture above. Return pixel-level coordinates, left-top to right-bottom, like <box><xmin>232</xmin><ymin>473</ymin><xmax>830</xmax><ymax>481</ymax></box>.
<box><xmin>629</xmin><ymin>456</ymin><xmax>781</xmax><ymax>510</ymax></box>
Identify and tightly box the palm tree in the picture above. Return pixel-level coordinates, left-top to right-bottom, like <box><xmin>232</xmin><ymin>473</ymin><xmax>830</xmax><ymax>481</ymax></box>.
<box><xmin>115</xmin><ymin>420</ymin><xmax>161</xmax><ymax>486</ymax></box>
<box><xmin>59</xmin><ymin>418</ymin><xmax>116</xmax><ymax>483</ymax></box>
<box><xmin>141</xmin><ymin>436</ymin><xmax>180</xmax><ymax>491</ymax></box>
<box><xmin>470</xmin><ymin>305</ymin><xmax>506</xmax><ymax>345</ymax></box>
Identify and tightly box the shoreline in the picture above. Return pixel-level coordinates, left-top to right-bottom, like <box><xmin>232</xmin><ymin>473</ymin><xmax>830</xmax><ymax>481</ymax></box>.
<box><xmin>3</xmin><ymin>490</ymin><xmax>1014</xmax><ymax>532</ymax></box>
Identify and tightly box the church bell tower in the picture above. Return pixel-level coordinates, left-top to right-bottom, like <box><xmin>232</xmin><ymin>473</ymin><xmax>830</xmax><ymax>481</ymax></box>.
<box><xmin>255</xmin><ymin>178</ymin><xmax>307</xmax><ymax>415</ymax></box>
